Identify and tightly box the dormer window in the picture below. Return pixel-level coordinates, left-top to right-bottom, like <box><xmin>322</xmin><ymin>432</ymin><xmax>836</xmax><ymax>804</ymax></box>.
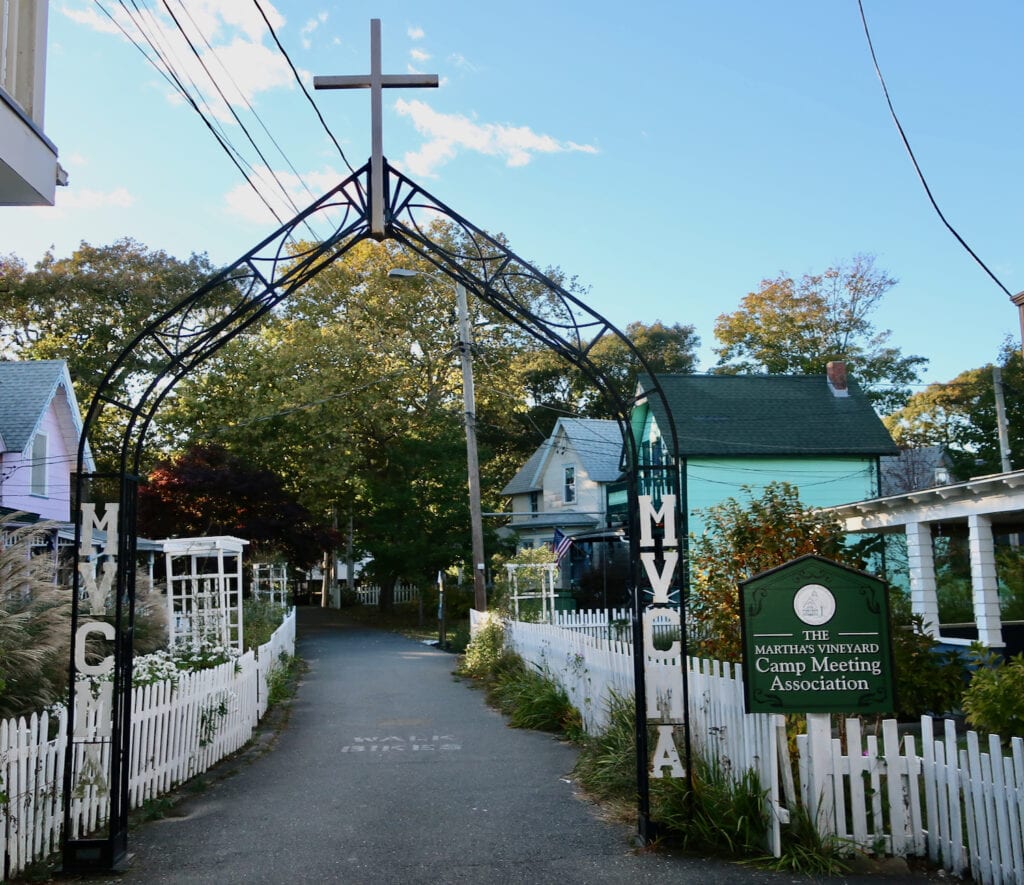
<box><xmin>30</xmin><ymin>432</ymin><xmax>47</xmax><ymax>496</ymax></box>
<box><xmin>563</xmin><ymin>465</ymin><xmax>576</xmax><ymax>503</ymax></box>
<box><xmin>529</xmin><ymin>491</ymin><xmax>539</xmax><ymax>514</ymax></box>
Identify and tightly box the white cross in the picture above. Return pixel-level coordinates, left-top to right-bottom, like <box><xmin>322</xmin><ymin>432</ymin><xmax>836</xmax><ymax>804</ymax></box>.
<box><xmin>314</xmin><ymin>19</ymin><xmax>438</xmax><ymax>235</ymax></box>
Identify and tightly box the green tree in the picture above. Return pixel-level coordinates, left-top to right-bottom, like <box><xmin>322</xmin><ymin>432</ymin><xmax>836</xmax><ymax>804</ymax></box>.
<box><xmin>884</xmin><ymin>340</ymin><xmax>1024</xmax><ymax>479</ymax></box>
<box><xmin>516</xmin><ymin>319</ymin><xmax>700</xmax><ymax>426</ymax></box>
<box><xmin>713</xmin><ymin>255</ymin><xmax>926</xmax><ymax>413</ymax></box>
<box><xmin>162</xmin><ymin>224</ymin><xmax>542</xmax><ymax>609</ymax></box>
<box><xmin>688</xmin><ymin>482</ymin><xmax>853</xmax><ymax>661</ymax></box>
<box><xmin>0</xmin><ymin>239</ymin><xmax>230</xmax><ymax>471</ymax></box>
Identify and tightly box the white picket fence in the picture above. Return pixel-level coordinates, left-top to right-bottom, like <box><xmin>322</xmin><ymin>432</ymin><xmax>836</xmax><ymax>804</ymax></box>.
<box><xmin>488</xmin><ymin>608</ymin><xmax>1024</xmax><ymax>882</ymax></box>
<box><xmin>355</xmin><ymin>583</ymin><xmax>420</xmax><ymax>606</ymax></box>
<box><xmin>1</xmin><ymin>609</ymin><xmax>296</xmax><ymax>879</ymax></box>
<box><xmin>804</xmin><ymin>715</ymin><xmax>1024</xmax><ymax>885</ymax></box>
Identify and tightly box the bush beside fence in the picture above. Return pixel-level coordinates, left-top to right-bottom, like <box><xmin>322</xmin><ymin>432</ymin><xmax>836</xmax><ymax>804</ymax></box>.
<box><xmin>1</xmin><ymin>609</ymin><xmax>296</xmax><ymax>879</ymax></box>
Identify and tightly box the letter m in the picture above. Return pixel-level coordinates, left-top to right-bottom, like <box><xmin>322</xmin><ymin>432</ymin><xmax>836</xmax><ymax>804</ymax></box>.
<box><xmin>638</xmin><ymin>495</ymin><xmax>677</xmax><ymax>547</ymax></box>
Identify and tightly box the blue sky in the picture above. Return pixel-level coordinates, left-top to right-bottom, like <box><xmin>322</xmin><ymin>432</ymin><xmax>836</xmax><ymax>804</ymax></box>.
<box><xmin>10</xmin><ymin>2</ymin><xmax>1023</xmax><ymax>390</ymax></box>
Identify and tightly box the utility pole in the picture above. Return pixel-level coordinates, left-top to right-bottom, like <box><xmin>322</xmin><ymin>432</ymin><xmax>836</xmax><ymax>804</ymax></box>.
<box><xmin>456</xmin><ymin>282</ymin><xmax>488</xmax><ymax>611</ymax></box>
<box><xmin>993</xmin><ymin>366</ymin><xmax>1013</xmax><ymax>473</ymax></box>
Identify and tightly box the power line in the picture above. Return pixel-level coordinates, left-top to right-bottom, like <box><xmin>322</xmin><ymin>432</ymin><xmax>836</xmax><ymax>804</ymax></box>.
<box><xmin>157</xmin><ymin>0</ymin><xmax>322</xmax><ymax>239</ymax></box>
<box><xmin>857</xmin><ymin>0</ymin><xmax>1013</xmax><ymax>300</ymax></box>
<box><xmin>251</xmin><ymin>0</ymin><xmax>357</xmax><ymax>178</ymax></box>
<box><xmin>102</xmin><ymin>0</ymin><xmax>292</xmax><ymax>232</ymax></box>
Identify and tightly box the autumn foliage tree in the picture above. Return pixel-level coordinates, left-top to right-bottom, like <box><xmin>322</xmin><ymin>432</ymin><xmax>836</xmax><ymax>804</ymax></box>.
<box><xmin>713</xmin><ymin>255</ymin><xmax>926</xmax><ymax>414</ymax></box>
<box><xmin>137</xmin><ymin>444</ymin><xmax>337</xmax><ymax>568</ymax></box>
<box><xmin>688</xmin><ymin>482</ymin><xmax>853</xmax><ymax>661</ymax></box>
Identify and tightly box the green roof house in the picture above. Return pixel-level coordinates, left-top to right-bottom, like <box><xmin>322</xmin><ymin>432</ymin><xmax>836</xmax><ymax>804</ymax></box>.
<box><xmin>624</xmin><ymin>362</ymin><xmax>899</xmax><ymax>539</ymax></box>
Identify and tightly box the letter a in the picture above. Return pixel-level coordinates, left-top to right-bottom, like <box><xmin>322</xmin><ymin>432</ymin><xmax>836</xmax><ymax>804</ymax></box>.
<box><xmin>649</xmin><ymin>725</ymin><xmax>685</xmax><ymax>779</ymax></box>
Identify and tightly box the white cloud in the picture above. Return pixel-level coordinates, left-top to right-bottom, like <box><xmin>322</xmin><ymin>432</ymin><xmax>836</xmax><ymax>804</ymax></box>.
<box><xmin>408</xmin><ymin>26</ymin><xmax>425</xmax><ymax>40</ymax></box>
<box><xmin>61</xmin><ymin>6</ymin><xmax>122</xmax><ymax>35</ymax></box>
<box><xmin>410</xmin><ymin>48</ymin><xmax>431</xmax><ymax>62</ymax></box>
<box><xmin>55</xmin><ymin>186</ymin><xmax>135</xmax><ymax>210</ymax></box>
<box><xmin>300</xmin><ymin>12</ymin><xmax>328</xmax><ymax>49</ymax></box>
<box><xmin>62</xmin><ymin>0</ymin><xmax>295</xmax><ymax>121</ymax></box>
<box><xmin>448</xmin><ymin>53</ymin><xmax>478</xmax><ymax>73</ymax></box>
<box><xmin>222</xmin><ymin>165</ymin><xmax>360</xmax><ymax>229</ymax></box>
<box><xmin>393</xmin><ymin>99</ymin><xmax>598</xmax><ymax>177</ymax></box>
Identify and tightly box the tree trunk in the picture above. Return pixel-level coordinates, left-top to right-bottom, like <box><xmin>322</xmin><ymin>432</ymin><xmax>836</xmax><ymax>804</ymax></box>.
<box><xmin>378</xmin><ymin>574</ymin><xmax>396</xmax><ymax>613</ymax></box>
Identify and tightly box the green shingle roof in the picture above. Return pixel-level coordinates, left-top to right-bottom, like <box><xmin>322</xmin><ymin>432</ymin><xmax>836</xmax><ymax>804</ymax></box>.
<box><xmin>641</xmin><ymin>373</ymin><xmax>899</xmax><ymax>457</ymax></box>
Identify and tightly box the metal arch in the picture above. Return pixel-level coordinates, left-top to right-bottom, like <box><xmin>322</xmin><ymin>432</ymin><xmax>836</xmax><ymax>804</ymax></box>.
<box><xmin>62</xmin><ymin>159</ymin><xmax>690</xmax><ymax>869</ymax></box>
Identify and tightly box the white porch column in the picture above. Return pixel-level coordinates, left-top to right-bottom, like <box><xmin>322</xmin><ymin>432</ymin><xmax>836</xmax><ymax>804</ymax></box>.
<box><xmin>967</xmin><ymin>513</ymin><xmax>1004</xmax><ymax>648</ymax></box>
<box><xmin>906</xmin><ymin>521</ymin><xmax>940</xmax><ymax>636</ymax></box>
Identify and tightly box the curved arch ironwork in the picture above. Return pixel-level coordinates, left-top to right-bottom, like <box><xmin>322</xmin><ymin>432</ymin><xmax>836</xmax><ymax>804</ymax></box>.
<box><xmin>63</xmin><ymin>160</ymin><xmax>689</xmax><ymax>869</ymax></box>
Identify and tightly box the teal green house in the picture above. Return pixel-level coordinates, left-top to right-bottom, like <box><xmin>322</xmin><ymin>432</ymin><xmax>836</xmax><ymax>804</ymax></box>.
<box><xmin>612</xmin><ymin>362</ymin><xmax>899</xmax><ymax>541</ymax></box>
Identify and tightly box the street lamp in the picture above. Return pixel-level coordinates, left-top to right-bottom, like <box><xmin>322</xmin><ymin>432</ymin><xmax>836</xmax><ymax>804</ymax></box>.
<box><xmin>388</xmin><ymin>268</ymin><xmax>487</xmax><ymax>611</ymax></box>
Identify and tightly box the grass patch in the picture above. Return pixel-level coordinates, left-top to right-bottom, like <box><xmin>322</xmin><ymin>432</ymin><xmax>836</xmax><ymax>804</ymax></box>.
<box><xmin>573</xmin><ymin>690</ymin><xmax>638</xmax><ymax>806</ymax></box>
<box><xmin>759</xmin><ymin>802</ymin><xmax>852</xmax><ymax>876</ymax></box>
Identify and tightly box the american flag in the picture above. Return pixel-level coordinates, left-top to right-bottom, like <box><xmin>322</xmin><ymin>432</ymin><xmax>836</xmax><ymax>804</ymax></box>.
<box><xmin>553</xmin><ymin>528</ymin><xmax>573</xmax><ymax>562</ymax></box>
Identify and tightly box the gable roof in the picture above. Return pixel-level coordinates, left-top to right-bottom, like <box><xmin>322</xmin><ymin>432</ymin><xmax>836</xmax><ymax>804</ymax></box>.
<box><xmin>640</xmin><ymin>373</ymin><xmax>898</xmax><ymax>458</ymax></box>
<box><xmin>0</xmin><ymin>360</ymin><xmax>94</xmax><ymax>467</ymax></box>
<box><xmin>880</xmin><ymin>445</ymin><xmax>953</xmax><ymax>495</ymax></box>
<box><xmin>502</xmin><ymin>418</ymin><xmax>623</xmax><ymax>495</ymax></box>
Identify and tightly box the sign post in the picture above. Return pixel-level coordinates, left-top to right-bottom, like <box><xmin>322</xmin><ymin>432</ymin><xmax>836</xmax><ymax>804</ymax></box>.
<box><xmin>739</xmin><ymin>555</ymin><xmax>895</xmax><ymax>834</ymax></box>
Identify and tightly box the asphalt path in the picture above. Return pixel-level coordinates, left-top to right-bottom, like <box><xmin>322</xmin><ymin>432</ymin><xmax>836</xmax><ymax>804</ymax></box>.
<box><xmin>99</xmin><ymin>608</ymin><xmax>936</xmax><ymax>884</ymax></box>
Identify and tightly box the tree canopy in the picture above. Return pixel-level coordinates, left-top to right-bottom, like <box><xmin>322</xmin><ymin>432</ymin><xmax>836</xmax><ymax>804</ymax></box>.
<box><xmin>688</xmin><ymin>482</ymin><xmax>853</xmax><ymax>661</ymax></box>
<box><xmin>712</xmin><ymin>255</ymin><xmax>926</xmax><ymax>414</ymax></box>
<box><xmin>516</xmin><ymin>319</ymin><xmax>699</xmax><ymax>427</ymax></box>
<box><xmin>137</xmin><ymin>444</ymin><xmax>337</xmax><ymax>567</ymax></box>
<box><xmin>0</xmin><ymin>239</ymin><xmax>228</xmax><ymax>470</ymax></box>
<box><xmin>884</xmin><ymin>340</ymin><xmax>1024</xmax><ymax>480</ymax></box>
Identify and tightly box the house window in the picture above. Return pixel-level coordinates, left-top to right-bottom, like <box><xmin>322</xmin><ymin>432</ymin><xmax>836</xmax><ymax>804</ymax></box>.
<box><xmin>529</xmin><ymin>491</ymin><xmax>539</xmax><ymax>513</ymax></box>
<box><xmin>30</xmin><ymin>433</ymin><xmax>47</xmax><ymax>496</ymax></box>
<box><xmin>563</xmin><ymin>465</ymin><xmax>576</xmax><ymax>503</ymax></box>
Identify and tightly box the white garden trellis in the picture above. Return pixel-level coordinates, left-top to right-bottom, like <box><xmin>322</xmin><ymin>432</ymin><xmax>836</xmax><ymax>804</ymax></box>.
<box><xmin>162</xmin><ymin>536</ymin><xmax>248</xmax><ymax>653</ymax></box>
<box><xmin>252</xmin><ymin>562</ymin><xmax>289</xmax><ymax>606</ymax></box>
<box><xmin>505</xmin><ymin>562</ymin><xmax>558</xmax><ymax>622</ymax></box>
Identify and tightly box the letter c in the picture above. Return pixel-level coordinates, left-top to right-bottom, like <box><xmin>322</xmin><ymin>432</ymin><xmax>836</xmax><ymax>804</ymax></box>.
<box><xmin>75</xmin><ymin>621</ymin><xmax>116</xmax><ymax>676</ymax></box>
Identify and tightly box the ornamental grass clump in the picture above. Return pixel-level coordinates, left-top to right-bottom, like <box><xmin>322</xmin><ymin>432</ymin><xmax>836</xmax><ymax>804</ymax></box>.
<box><xmin>485</xmin><ymin>654</ymin><xmax>582</xmax><ymax>739</ymax></box>
<box><xmin>652</xmin><ymin>756</ymin><xmax>769</xmax><ymax>860</ymax></box>
<box><xmin>0</xmin><ymin>518</ymin><xmax>72</xmax><ymax>720</ymax></box>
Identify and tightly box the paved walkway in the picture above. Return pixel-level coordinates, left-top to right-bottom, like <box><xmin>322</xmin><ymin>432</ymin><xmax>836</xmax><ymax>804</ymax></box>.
<box><xmin>104</xmin><ymin>608</ymin><xmax>932</xmax><ymax>884</ymax></box>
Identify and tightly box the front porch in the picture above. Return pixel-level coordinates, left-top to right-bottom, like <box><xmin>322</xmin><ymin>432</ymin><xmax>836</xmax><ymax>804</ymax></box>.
<box><xmin>829</xmin><ymin>469</ymin><xmax>1024</xmax><ymax>650</ymax></box>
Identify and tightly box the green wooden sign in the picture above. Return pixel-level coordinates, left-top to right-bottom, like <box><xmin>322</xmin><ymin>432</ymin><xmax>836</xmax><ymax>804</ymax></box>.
<box><xmin>739</xmin><ymin>555</ymin><xmax>895</xmax><ymax>714</ymax></box>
